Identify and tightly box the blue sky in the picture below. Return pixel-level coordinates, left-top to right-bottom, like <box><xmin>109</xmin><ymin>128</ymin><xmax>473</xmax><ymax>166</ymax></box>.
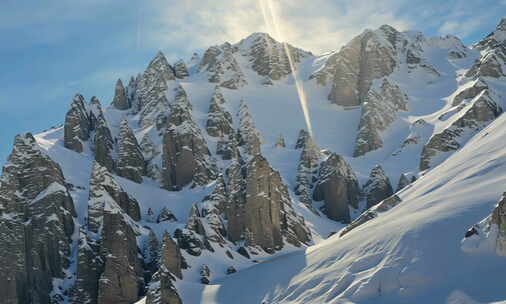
<box><xmin>1</xmin><ymin>0</ymin><xmax>505</xmax><ymax>164</ymax></box>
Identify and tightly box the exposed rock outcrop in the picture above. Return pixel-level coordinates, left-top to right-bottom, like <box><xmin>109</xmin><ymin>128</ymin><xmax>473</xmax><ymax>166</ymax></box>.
<box><xmin>160</xmin><ymin>231</ymin><xmax>183</xmax><ymax>279</ymax></box>
<box><xmin>238</xmin><ymin>32</ymin><xmax>310</xmax><ymax>81</ymax></box>
<box><xmin>274</xmin><ymin>134</ymin><xmax>286</xmax><ymax>148</ymax></box>
<box><xmin>111</xmin><ymin>79</ymin><xmax>130</xmax><ymax>110</ymax></box>
<box><xmin>117</xmin><ymin>120</ymin><xmax>145</xmax><ymax>183</ymax></box>
<box><xmin>452</xmin><ymin>79</ymin><xmax>488</xmax><ymax>106</ymax></box>
<box><xmin>199</xmin><ymin>43</ymin><xmax>247</xmax><ymax>89</ymax></box>
<box><xmin>295</xmin><ymin>129</ymin><xmax>310</xmax><ymax>149</ymax></box>
<box><xmin>227</xmin><ymin>155</ymin><xmax>311</xmax><ymax>252</ymax></box>
<box><xmin>340</xmin><ymin>194</ymin><xmax>401</xmax><ymax>237</ymax></box>
<box><xmin>325</xmin><ymin>26</ymin><xmax>398</xmax><ymax>107</ymax></box>
<box><xmin>353</xmin><ymin>79</ymin><xmax>408</xmax><ymax>156</ymax></box>
<box><xmin>173</xmin><ymin>59</ymin><xmax>189</xmax><ymax>79</ymax></box>
<box><xmin>157</xmin><ymin>207</ymin><xmax>177</xmax><ymax>223</ymax></box>
<box><xmin>64</xmin><ymin>94</ymin><xmax>93</xmax><ymax>152</ymax></box>
<box><xmin>206</xmin><ymin>87</ymin><xmax>234</xmax><ymax>138</ymax></box>
<box><xmin>140</xmin><ymin>134</ymin><xmax>158</xmax><ymax>161</ymax></box>
<box><xmin>313</xmin><ymin>153</ymin><xmax>360</xmax><ymax>223</ymax></box>
<box><xmin>162</xmin><ymin>90</ymin><xmax>217</xmax><ymax>190</ymax></box>
<box><xmin>396</xmin><ymin>173</ymin><xmax>411</xmax><ymax>192</ymax></box>
<box><xmin>0</xmin><ymin>133</ymin><xmax>76</xmax><ymax>304</ymax></box>
<box><xmin>420</xmin><ymin>90</ymin><xmax>502</xmax><ymax>170</ymax></box>
<box><xmin>72</xmin><ymin>162</ymin><xmax>143</xmax><ymax>304</ymax></box>
<box><xmin>363</xmin><ymin>165</ymin><xmax>393</xmax><ymax>208</ymax></box>
<box><xmin>462</xmin><ymin>192</ymin><xmax>506</xmax><ymax>256</ymax></box>
<box><xmin>294</xmin><ymin>131</ymin><xmax>320</xmax><ymax>209</ymax></box>
<box><xmin>237</xmin><ymin>101</ymin><xmax>262</xmax><ymax>156</ymax></box>
<box><xmin>93</xmin><ymin>112</ymin><xmax>115</xmax><ymax>172</ymax></box>
<box><xmin>134</xmin><ymin>51</ymin><xmax>176</xmax><ymax>113</ymax></box>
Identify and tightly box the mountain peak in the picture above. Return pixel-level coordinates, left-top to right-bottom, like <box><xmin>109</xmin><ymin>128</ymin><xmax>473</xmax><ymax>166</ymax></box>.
<box><xmin>236</xmin><ymin>32</ymin><xmax>280</xmax><ymax>50</ymax></box>
<box><xmin>497</xmin><ymin>17</ymin><xmax>506</xmax><ymax>31</ymax></box>
<box><xmin>379</xmin><ymin>24</ymin><xmax>398</xmax><ymax>34</ymax></box>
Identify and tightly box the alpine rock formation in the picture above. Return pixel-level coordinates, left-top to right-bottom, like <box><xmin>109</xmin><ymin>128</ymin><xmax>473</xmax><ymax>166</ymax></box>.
<box><xmin>2</xmin><ymin>18</ymin><xmax>506</xmax><ymax>304</ymax></box>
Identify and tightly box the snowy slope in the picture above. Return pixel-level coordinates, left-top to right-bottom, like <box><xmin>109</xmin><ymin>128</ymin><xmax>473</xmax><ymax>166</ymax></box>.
<box><xmin>192</xmin><ymin>101</ymin><xmax>506</xmax><ymax>304</ymax></box>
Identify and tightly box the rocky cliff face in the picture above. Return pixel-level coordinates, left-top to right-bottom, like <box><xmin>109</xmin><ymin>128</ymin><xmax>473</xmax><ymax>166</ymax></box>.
<box><xmin>227</xmin><ymin>155</ymin><xmax>311</xmax><ymax>252</ymax></box>
<box><xmin>64</xmin><ymin>94</ymin><xmax>94</xmax><ymax>153</ymax></box>
<box><xmin>93</xmin><ymin>110</ymin><xmax>115</xmax><ymax>172</ymax></box>
<box><xmin>312</xmin><ymin>153</ymin><xmax>360</xmax><ymax>223</ymax></box>
<box><xmin>462</xmin><ymin>192</ymin><xmax>506</xmax><ymax>256</ymax></box>
<box><xmin>237</xmin><ymin>101</ymin><xmax>262</xmax><ymax>156</ymax></box>
<box><xmin>117</xmin><ymin>119</ymin><xmax>145</xmax><ymax>183</ymax></box>
<box><xmin>354</xmin><ymin>79</ymin><xmax>408</xmax><ymax>156</ymax></box>
<box><xmin>237</xmin><ymin>32</ymin><xmax>310</xmax><ymax>82</ymax></box>
<box><xmin>313</xmin><ymin>25</ymin><xmax>399</xmax><ymax>107</ymax></box>
<box><xmin>134</xmin><ymin>51</ymin><xmax>176</xmax><ymax>113</ymax></box>
<box><xmin>0</xmin><ymin>133</ymin><xmax>76</xmax><ymax>304</ymax></box>
<box><xmin>294</xmin><ymin>130</ymin><xmax>321</xmax><ymax>210</ymax></box>
<box><xmin>162</xmin><ymin>88</ymin><xmax>217</xmax><ymax>190</ymax></box>
<box><xmin>71</xmin><ymin>162</ymin><xmax>143</xmax><ymax>304</ymax></box>
<box><xmin>199</xmin><ymin>43</ymin><xmax>247</xmax><ymax>89</ymax></box>
<box><xmin>420</xmin><ymin>89</ymin><xmax>502</xmax><ymax>170</ymax></box>
<box><xmin>206</xmin><ymin>87</ymin><xmax>234</xmax><ymax>138</ymax></box>
<box><xmin>363</xmin><ymin>165</ymin><xmax>393</xmax><ymax>208</ymax></box>
<box><xmin>420</xmin><ymin>19</ymin><xmax>505</xmax><ymax>170</ymax></box>
<box><xmin>112</xmin><ymin>79</ymin><xmax>130</xmax><ymax>110</ymax></box>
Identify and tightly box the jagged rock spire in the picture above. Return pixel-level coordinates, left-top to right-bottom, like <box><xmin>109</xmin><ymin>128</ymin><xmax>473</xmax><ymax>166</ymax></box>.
<box><xmin>117</xmin><ymin>119</ymin><xmax>145</xmax><ymax>183</ymax></box>
<box><xmin>0</xmin><ymin>133</ymin><xmax>76</xmax><ymax>304</ymax></box>
<box><xmin>294</xmin><ymin>132</ymin><xmax>321</xmax><ymax>209</ymax></box>
<box><xmin>64</xmin><ymin>94</ymin><xmax>93</xmax><ymax>152</ymax></box>
<box><xmin>140</xmin><ymin>134</ymin><xmax>158</xmax><ymax>161</ymax></box>
<box><xmin>199</xmin><ymin>176</ymin><xmax>228</xmax><ymax>244</ymax></box>
<box><xmin>217</xmin><ymin>133</ymin><xmax>240</xmax><ymax>160</ymax></box>
<box><xmin>275</xmin><ymin>134</ymin><xmax>286</xmax><ymax>148</ymax></box>
<box><xmin>112</xmin><ymin>78</ymin><xmax>130</xmax><ymax>110</ymax></box>
<box><xmin>143</xmin><ymin>230</ymin><xmax>160</xmax><ymax>277</ymax></box>
<box><xmin>313</xmin><ymin>153</ymin><xmax>360</xmax><ymax>223</ymax></box>
<box><xmin>322</xmin><ymin>26</ymin><xmax>399</xmax><ymax>106</ymax></box>
<box><xmin>93</xmin><ymin>111</ymin><xmax>115</xmax><ymax>172</ymax></box>
<box><xmin>206</xmin><ymin>87</ymin><xmax>234</xmax><ymax>138</ymax></box>
<box><xmin>173</xmin><ymin>59</ymin><xmax>189</xmax><ymax>79</ymax></box>
<box><xmin>160</xmin><ymin>231</ymin><xmax>183</xmax><ymax>279</ymax></box>
<box><xmin>72</xmin><ymin>161</ymin><xmax>143</xmax><ymax>304</ymax></box>
<box><xmin>354</xmin><ymin>79</ymin><xmax>407</xmax><ymax>157</ymax></box>
<box><xmin>227</xmin><ymin>154</ymin><xmax>311</xmax><ymax>252</ymax></box>
<box><xmin>87</xmin><ymin>162</ymin><xmax>141</xmax><ymax>233</ymax></box>
<box><xmin>364</xmin><ymin>165</ymin><xmax>393</xmax><ymax>208</ymax></box>
<box><xmin>295</xmin><ymin>129</ymin><xmax>311</xmax><ymax>149</ymax></box>
<box><xmin>162</xmin><ymin>89</ymin><xmax>217</xmax><ymax>190</ymax></box>
<box><xmin>199</xmin><ymin>43</ymin><xmax>247</xmax><ymax>89</ymax></box>
<box><xmin>146</xmin><ymin>232</ymin><xmax>183</xmax><ymax>304</ymax></box>
<box><xmin>134</xmin><ymin>51</ymin><xmax>176</xmax><ymax>114</ymax></box>
<box><xmin>237</xmin><ymin>101</ymin><xmax>262</xmax><ymax>156</ymax></box>
<box><xmin>239</xmin><ymin>32</ymin><xmax>310</xmax><ymax>81</ymax></box>
<box><xmin>396</xmin><ymin>173</ymin><xmax>410</xmax><ymax>191</ymax></box>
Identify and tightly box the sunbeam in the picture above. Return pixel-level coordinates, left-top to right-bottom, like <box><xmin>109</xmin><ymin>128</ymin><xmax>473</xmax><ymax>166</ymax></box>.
<box><xmin>258</xmin><ymin>0</ymin><xmax>314</xmax><ymax>137</ymax></box>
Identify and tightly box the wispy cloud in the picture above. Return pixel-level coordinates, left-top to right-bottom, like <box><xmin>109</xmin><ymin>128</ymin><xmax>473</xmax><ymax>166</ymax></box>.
<box><xmin>142</xmin><ymin>0</ymin><xmax>413</xmax><ymax>55</ymax></box>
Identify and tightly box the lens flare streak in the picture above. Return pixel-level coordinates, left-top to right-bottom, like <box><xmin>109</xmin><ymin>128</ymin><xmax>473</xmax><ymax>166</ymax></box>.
<box><xmin>259</xmin><ymin>0</ymin><xmax>314</xmax><ymax>136</ymax></box>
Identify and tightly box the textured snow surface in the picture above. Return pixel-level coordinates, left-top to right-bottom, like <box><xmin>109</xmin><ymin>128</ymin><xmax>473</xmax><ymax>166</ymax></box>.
<box><xmin>187</xmin><ymin>106</ymin><xmax>506</xmax><ymax>304</ymax></box>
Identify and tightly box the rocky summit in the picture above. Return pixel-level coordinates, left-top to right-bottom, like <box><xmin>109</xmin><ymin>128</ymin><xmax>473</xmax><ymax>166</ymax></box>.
<box><xmin>2</xmin><ymin>17</ymin><xmax>506</xmax><ymax>304</ymax></box>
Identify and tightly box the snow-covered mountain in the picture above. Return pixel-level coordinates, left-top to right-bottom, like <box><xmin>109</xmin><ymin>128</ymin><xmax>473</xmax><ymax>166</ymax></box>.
<box><xmin>1</xmin><ymin>17</ymin><xmax>506</xmax><ymax>304</ymax></box>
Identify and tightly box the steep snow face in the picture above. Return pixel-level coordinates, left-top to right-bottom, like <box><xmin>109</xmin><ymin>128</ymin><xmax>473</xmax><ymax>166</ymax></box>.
<box><xmin>193</xmin><ymin>104</ymin><xmax>506</xmax><ymax>304</ymax></box>
<box><xmin>9</xmin><ymin>19</ymin><xmax>506</xmax><ymax>304</ymax></box>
